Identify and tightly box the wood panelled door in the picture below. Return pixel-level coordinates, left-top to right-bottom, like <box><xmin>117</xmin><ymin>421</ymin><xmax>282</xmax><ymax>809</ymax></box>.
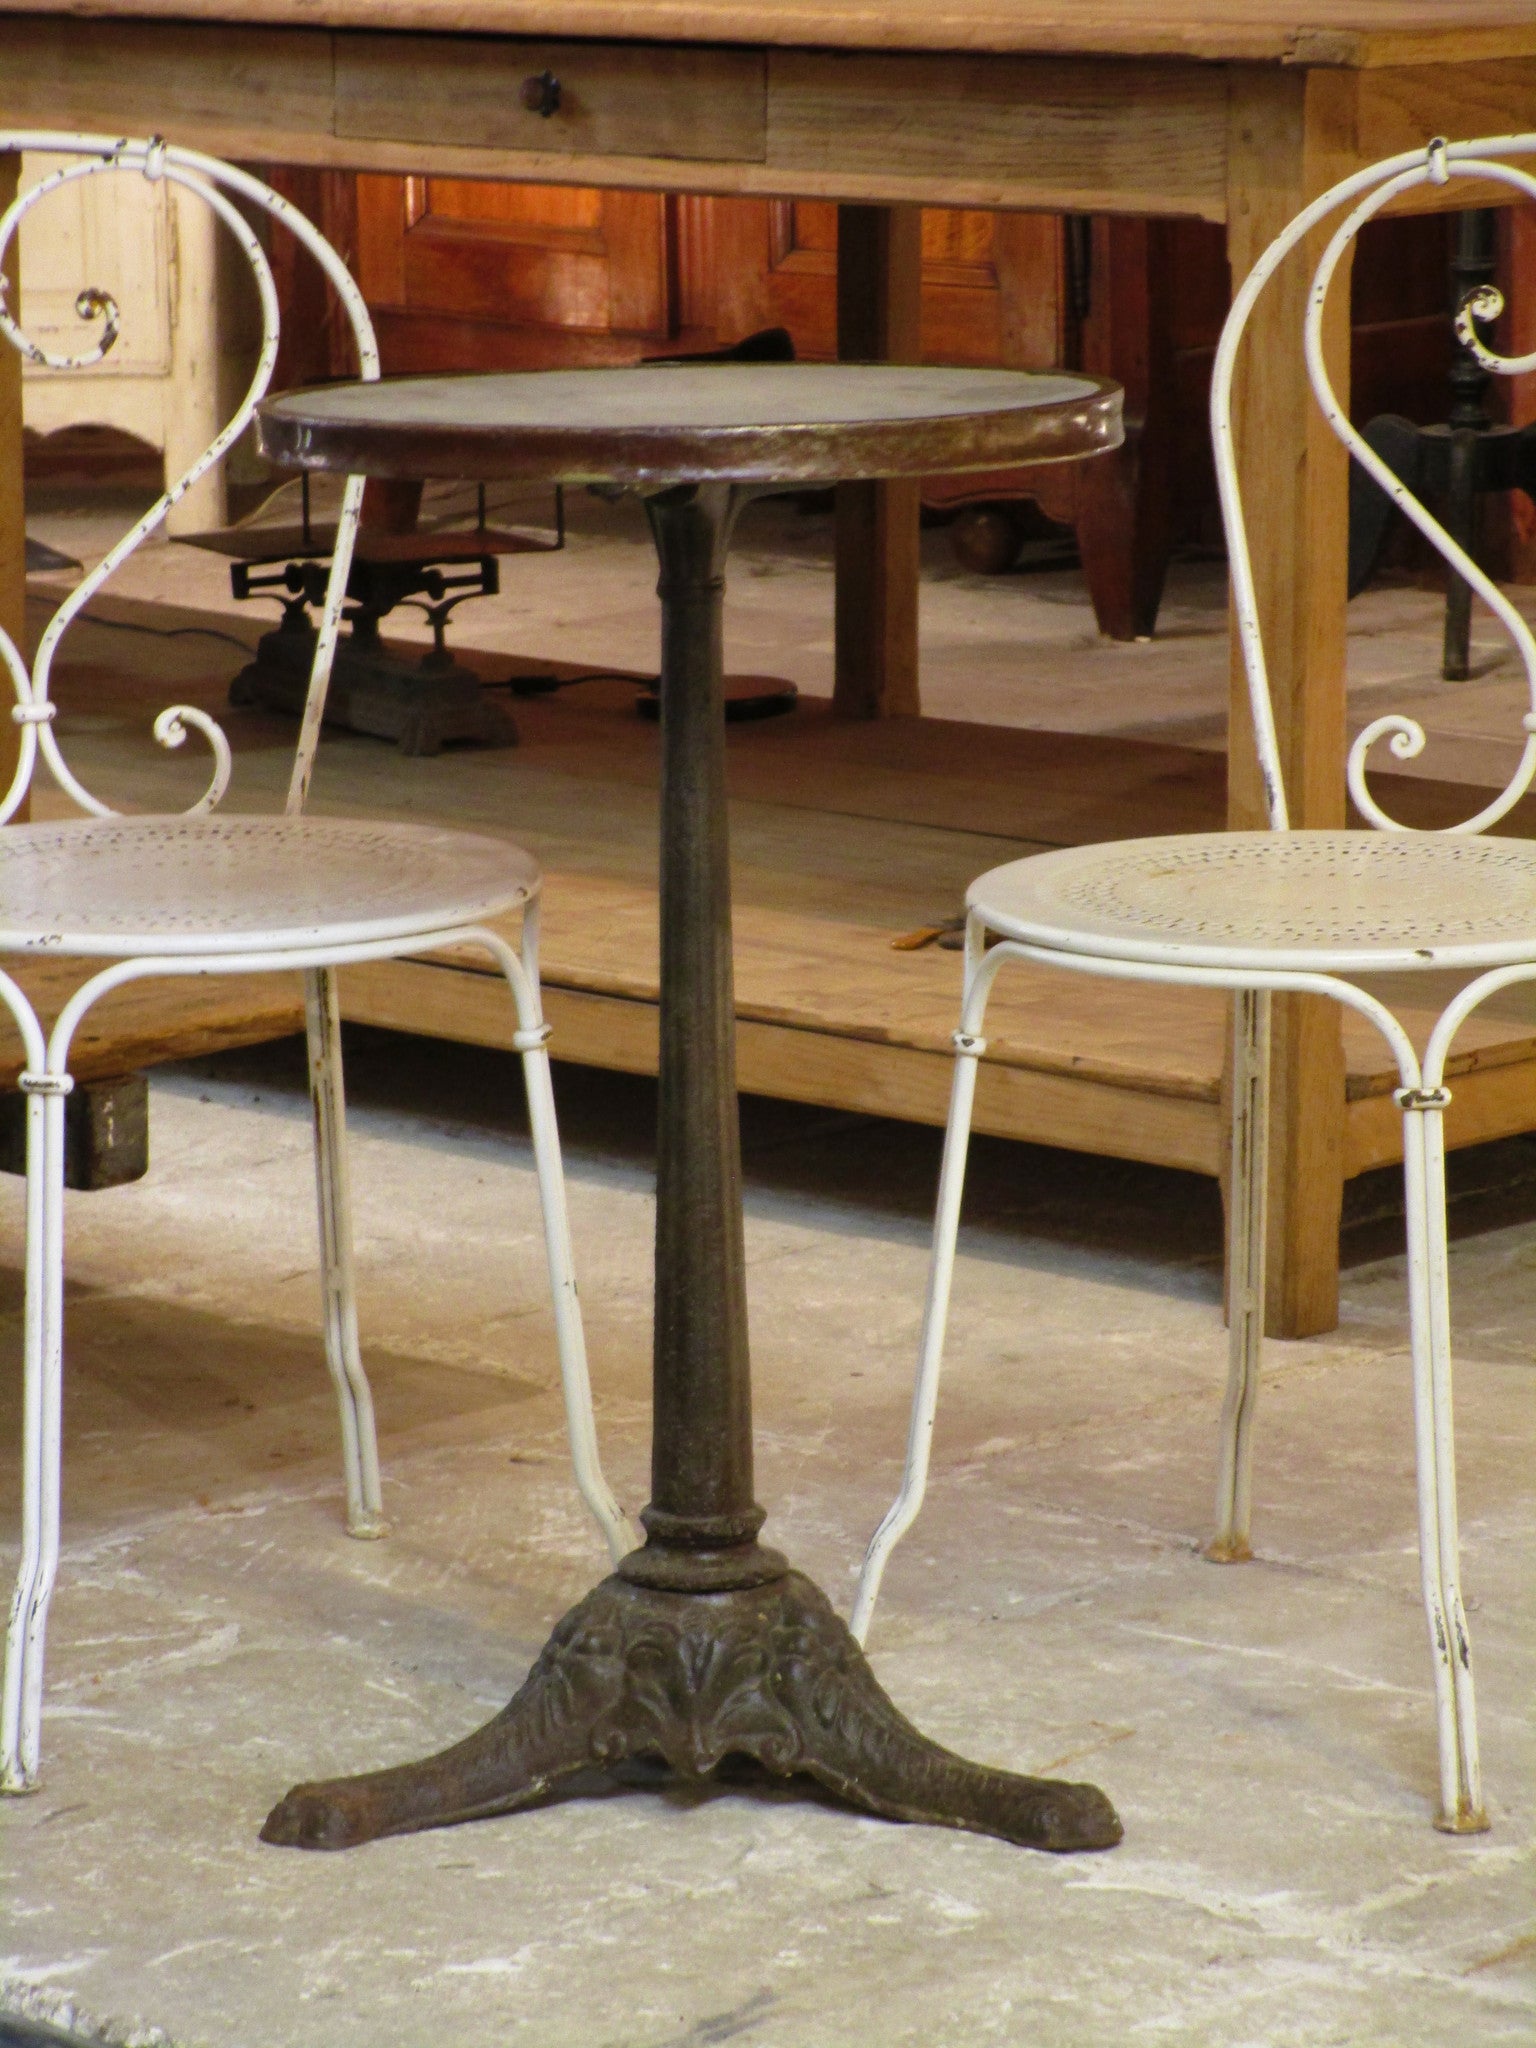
<box><xmin>347</xmin><ymin>178</ymin><xmax>1064</xmax><ymax>375</ymax></box>
<box><xmin>354</xmin><ymin>175</ymin><xmax>674</xmax><ymax>371</ymax></box>
<box><xmin>710</xmin><ymin>200</ymin><xmax>1063</xmax><ymax>369</ymax></box>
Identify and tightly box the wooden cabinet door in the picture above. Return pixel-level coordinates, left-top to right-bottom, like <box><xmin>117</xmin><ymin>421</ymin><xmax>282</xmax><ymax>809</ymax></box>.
<box><xmin>354</xmin><ymin>174</ymin><xmax>673</xmax><ymax>371</ymax></box>
<box><xmin>347</xmin><ymin>178</ymin><xmax>1063</xmax><ymax>375</ymax></box>
<box><xmin>20</xmin><ymin>150</ymin><xmax>232</xmax><ymax>528</ymax></box>
<box><xmin>709</xmin><ymin>199</ymin><xmax>1063</xmax><ymax>367</ymax></box>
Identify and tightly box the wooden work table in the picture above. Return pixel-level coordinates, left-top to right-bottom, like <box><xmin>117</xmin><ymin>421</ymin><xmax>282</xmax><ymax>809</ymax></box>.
<box><xmin>4</xmin><ymin>1</ymin><xmax>1536</xmax><ymax>1335</ymax></box>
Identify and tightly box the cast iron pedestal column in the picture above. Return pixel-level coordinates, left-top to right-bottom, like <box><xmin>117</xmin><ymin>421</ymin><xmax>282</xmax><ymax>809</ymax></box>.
<box><xmin>261</xmin><ymin>483</ymin><xmax>1122</xmax><ymax>1856</ymax></box>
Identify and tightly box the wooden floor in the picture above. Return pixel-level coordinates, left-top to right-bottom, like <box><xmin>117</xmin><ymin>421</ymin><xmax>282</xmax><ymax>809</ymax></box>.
<box><xmin>16</xmin><ymin>592</ymin><xmax>1536</xmax><ymax>1181</ymax></box>
<box><xmin>325</xmin><ymin>665</ymin><xmax>1536</xmax><ymax>1184</ymax></box>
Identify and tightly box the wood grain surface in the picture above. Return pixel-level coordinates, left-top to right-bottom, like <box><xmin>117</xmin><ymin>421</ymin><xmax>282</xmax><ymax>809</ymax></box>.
<box><xmin>7</xmin><ymin>11</ymin><xmax>1534</xmax><ymax>221</ymax></box>
<box><xmin>338</xmin><ymin>870</ymin><xmax>1536</xmax><ymax>1186</ymax></box>
<box><xmin>336</xmin><ymin>34</ymin><xmax>767</xmax><ymax>164</ymax></box>
<box><xmin>0</xmin><ymin>960</ymin><xmax>304</xmax><ymax>1087</ymax></box>
<box><xmin>5</xmin><ymin>0</ymin><xmax>1536</xmax><ymax>67</ymax></box>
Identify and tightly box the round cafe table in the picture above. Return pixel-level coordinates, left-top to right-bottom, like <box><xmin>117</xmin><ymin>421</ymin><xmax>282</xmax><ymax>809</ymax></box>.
<box><xmin>255</xmin><ymin>363</ymin><xmax>1124</xmax><ymax>1856</ymax></box>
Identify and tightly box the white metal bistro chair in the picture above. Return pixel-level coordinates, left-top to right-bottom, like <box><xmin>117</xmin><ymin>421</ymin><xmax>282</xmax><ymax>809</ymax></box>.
<box><xmin>850</xmin><ymin>133</ymin><xmax>1536</xmax><ymax>1835</ymax></box>
<box><xmin>0</xmin><ymin>134</ymin><xmax>633</xmax><ymax>1795</ymax></box>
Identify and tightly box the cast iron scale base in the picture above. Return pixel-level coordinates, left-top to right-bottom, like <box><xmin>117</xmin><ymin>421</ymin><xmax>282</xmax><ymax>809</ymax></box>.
<box><xmin>255</xmin><ymin>367</ymin><xmax>1126</xmax><ymax>1857</ymax></box>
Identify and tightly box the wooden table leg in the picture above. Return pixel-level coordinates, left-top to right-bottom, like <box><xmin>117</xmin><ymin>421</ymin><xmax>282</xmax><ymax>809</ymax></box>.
<box><xmin>0</xmin><ymin>152</ymin><xmax>24</xmax><ymax>668</ymax></box>
<box><xmin>0</xmin><ymin>150</ymin><xmax>26</xmax><ymax>812</ymax></box>
<box><xmin>1076</xmin><ymin>217</ymin><xmax>1176</xmax><ymax>642</ymax></box>
<box><xmin>833</xmin><ymin>204</ymin><xmax>922</xmax><ymax>718</ymax></box>
<box><xmin>1225</xmin><ymin>71</ymin><xmax>1356</xmax><ymax>1339</ymax></box>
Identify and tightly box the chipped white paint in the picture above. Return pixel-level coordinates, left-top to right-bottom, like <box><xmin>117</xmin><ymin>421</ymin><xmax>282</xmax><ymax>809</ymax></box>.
<box><xmin>852</xmin><ymin>134</ymin><xmax>1536</xmax><ymax>1837</ymax></box>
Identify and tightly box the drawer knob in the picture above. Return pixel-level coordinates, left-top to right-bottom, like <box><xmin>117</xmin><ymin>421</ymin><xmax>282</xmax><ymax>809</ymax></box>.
<box><xmin>520</xmin><ymin>70</ymin><xmax>562</xmax><ymax>118</ymax></box>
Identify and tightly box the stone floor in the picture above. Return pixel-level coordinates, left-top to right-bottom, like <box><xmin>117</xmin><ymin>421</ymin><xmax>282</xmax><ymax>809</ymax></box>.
<box><xmin>1</xmin><ymin>1033</ymin><xmax>1532</xmax><ymax>2048</ymax></box>
<box><xmin>3</xmin><ymin>488</ymin><xmax>1534</xmax><ymax>2044</ymax></box>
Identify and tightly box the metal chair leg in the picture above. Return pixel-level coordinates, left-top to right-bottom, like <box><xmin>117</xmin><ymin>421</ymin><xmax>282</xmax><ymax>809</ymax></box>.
<box><xmin>481</xmin><ymin>913</ymin><xmax>633</xmax><ymax>1565</ymax></box>
<box><xmin>2</xmin><ymin>1074</ymin><xmax>69</xmax><ymax>1792</ymax></box>
<box><xmin>851</xmin><ymin>916</ymin><xmax>993</xmax><ymax>1644</ymax></box>
<box><xmin>1207</xmin><ymin>987</ymin><xmax>1270</xmax><ymax>1562</ymax></box>
<box><xmin>1400</xmin><ymin>1092</ymin><xmax>1487</xmax><ymax>1832</ymax></box>
<box><xmin>304</xmin><ymin>969</ymin><xmax>387</xmax><ymax>1540</ymax></box>
<box><xmin>515</xmin><ymin>1030</ymin><xmax>634</xmax><ymax>1566</ymax></box>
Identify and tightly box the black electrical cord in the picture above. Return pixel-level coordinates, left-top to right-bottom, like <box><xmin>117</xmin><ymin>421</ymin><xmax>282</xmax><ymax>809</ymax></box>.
<box><xmin>31</xmin><ymin>595</ymin><xmax>654</xmax><ymax>694</ymax></box>
<box><xmin>76</xmin><ymin>615</ymin><xmax>258</xmax><ymax>656</ymax></box>
<box><xmin>25</xmin><ymin>595</ymin><xmax>257</xmax><ymax>658</ymax></box>
<box><xmin>35</xmin><ymin>600</ymin><xmax>644</xmax><ymax>691</ymax></box>
<box><xmin>494</xmin><ymin>669</ymin><xmax>656</xmax><ymax>697</ymax></box>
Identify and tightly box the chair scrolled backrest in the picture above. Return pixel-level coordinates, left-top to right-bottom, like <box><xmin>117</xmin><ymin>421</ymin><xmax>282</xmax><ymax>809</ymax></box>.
<box><xmin>1212</xmin><ymin>131</ymin><xmax>1536</xmax><ymax>838</ymax></box>
<box><xmin>0</xmin><ymin>132</ymin><xmax>379</xmax><ymax>821</ymax></box>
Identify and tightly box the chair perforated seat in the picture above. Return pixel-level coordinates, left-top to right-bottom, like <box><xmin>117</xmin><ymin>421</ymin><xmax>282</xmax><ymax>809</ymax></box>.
<box><xmin>0</xmin><ymin>816</ymin><xmax>540</xmax><ymax>956</ymax></box>
<box><xmin>970</xmin><ymin>830</ymin><xmax>1536</xmax><ymax>973</ymax></box>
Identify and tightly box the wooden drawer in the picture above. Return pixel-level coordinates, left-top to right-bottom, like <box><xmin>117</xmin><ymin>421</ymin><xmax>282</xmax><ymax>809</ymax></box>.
<box><xmin>335</xmin><ymin>35</ymin><xmax>767</xmax><ymax>165</ymax></box>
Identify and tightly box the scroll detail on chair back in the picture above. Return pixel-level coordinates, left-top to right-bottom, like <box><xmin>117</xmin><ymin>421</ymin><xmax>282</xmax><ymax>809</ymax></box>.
<box><xmin>0</xmin><ymin>134</ymin><xmax>374</xmax><ymax>823</ymax></box>
<box><xmin>0</xmin><ymin>135</ymin><xmax>632</xmax><ymax>1798</ymax></box>
<box><xmin>851</xmin><ymin>133</ymin><xmax>1536</xmax><ymax>1836</ymax></box>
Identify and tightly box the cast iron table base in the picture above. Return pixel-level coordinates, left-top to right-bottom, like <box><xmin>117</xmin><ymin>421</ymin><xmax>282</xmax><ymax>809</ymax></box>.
<box><xmin>254</xmin><ymin>371</ymin><xmax>1126</xmax><ymax>1859</ymax></box>
<box><xmin>262</xmin><ymin>1567</ymin><xmax>1120</xmax><ymax>1853</ymax></box>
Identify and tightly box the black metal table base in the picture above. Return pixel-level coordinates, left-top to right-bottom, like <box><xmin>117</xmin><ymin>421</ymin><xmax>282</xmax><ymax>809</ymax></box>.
<box><xmin>261</xmin><ymin>1564</ymin><xmax>1121</xmax><ymax>1854</ymax></box>
<box><xmin>259</xmin><ymin>470</ymin><xmax>1122</xmax><ymax>1862</ymax></box>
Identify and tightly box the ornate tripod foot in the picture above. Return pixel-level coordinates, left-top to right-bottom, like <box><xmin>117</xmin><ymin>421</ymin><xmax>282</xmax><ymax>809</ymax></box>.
<box><xmin>261</xmin><ymin>1568</ymin><xmax>1122</xmax><ymax>1854</ymax></box>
